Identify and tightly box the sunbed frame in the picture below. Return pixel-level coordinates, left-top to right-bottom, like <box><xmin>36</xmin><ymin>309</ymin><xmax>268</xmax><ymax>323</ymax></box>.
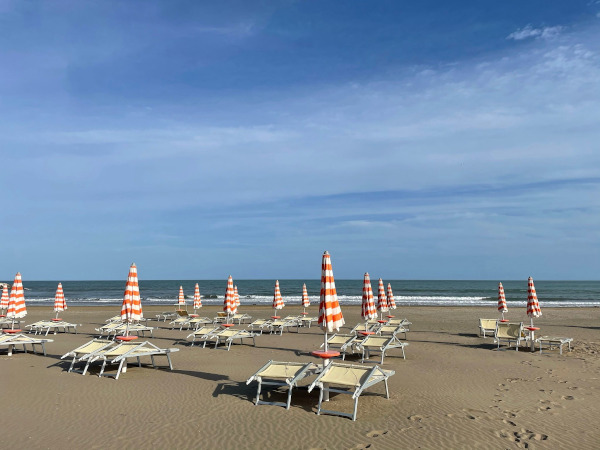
<box><xmin>358</xmin><ymin>334</ymin><xmax>408</xmax><ymax>363</ymax></box>
<box><xmin>61</xmin><ymin>339</ymin><xmax>116</xmax><ymax>375</ymax></box>
<box><xmin>0</xmin><ymin>333</ymin><xmax>53</xmax><ymax>356</ymax></box>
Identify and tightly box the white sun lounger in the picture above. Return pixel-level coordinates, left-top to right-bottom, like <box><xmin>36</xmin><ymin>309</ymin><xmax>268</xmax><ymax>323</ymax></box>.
<box><xmin>350</xmin><ymin>321</ymin><xmax>379</xmax><ymax>335</ymax></box>
<box><xmin>186</xmin><ymin>326</ymin><xmax>220</xmax><ymax>347</ymax></box>
<box><xmin>187</xmin><ymin>316</ymin><xmax>213</xmax><ymax>329</ymax></box>
<box><xmin>232</xmin><ymin>313</ymin><xmax>253</xmax><ymax>324</ymax></box>
<box><xmin>247</xmin><ymin>319</ymin><xmax>273</xmax><ymax>334</ymax></box>
<box><xmin>319</xmin><ymin>334</ymin><xmax>357</xmax><ymax>360</ymax></box>
<box><xmin>376</xmin><ymin>324</ymin><xmax>408</xmax><ymax>340</ymax></box>
<box><xmin>535</xmin><ymin>336</ymin><xmax>573</xmax><ymax>355</ymax></box>
<box><xmin>0</xmin><ymin>318</ymin><xmax>23</xmax><ymax>329</ymax></box>
<box><xmin>299</xmin><ymin>316</ymin><xmax>318</xmax><ymax>328</ymax></box>
<box><xmin>27</xmin><ymin>320</ymin><xmax>80</xmax><ymax>336</ymax></box>
<box><xmin>92</xmin><ymin>341</ymin><xmax>179</xmax><ymax>379</ymax></box>
<box><xmin>0</xmin><ymin>333</ymin><xmax>54</xmax><ymax>356</ymax></box>
<box><xmin>209</xmin><ymin>328</ymin><xmax>258</xmax><ymax>350</ymax></box>
<box><xmin>308</xmin><ymin>363</ymin><xmax>395</xmax><ymax>421</ymax></box>
<box><xmin>479</xmin><ymin>319</ymin><xmax>498</xmax><ymax>337</ymax></box>
<box><xmin>357</xmin><ymin>335</ymin><xmax>408</xmax><ymax>363</ymax></box>
<box><xmin>61</xmin><ymin>339</ymin><xmax>116</xmax><ymax>375</ymax></box>
<box><xmin>247</xmin><ymin>360</ymin><xmax>319</xmax><ymax>409</ymax></box>
<box><xmin>494</xmin><ymin>322</ymin><xmax>529</xmax><ymax>351</ymax></box>
<box><xmin>267</xmin><ymin>319</ymin><xmax>299</xmax><ymax>335</ymax></box>
<box><xmin>156</xmin><ymin>311</ymin><xmax>178</xmax><ymax>322</ymax></box>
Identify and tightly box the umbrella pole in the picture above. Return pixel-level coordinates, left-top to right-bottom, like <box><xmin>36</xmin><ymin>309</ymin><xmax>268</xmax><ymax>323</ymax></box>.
<box><xmin>324</xmin><ymin>330</ymin><xmax>328</xmax><ymax>352</ymax></box>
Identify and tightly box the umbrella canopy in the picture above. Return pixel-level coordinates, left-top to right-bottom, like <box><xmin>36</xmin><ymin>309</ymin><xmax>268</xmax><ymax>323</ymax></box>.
<box><xmin>193</xmin><ymin>283</ymin><xmax>202</xmax><ymax>310</ymax></box>
<box><xmin>7</xmin><ymin>272</ymin><xmax>27</xmax><ymax>327</ymax></box>
<box><xmin>386</xmin><ymin>283</ymin><xmax>397</xmax><ymax>310</ymax></box>
<box><xmin>497</xmin><ymin>282</ymin><xmax>507</xmax><ymax>319</ymax></box>
<box><xmin>361</xmin><ymin>273</ymin><xmax>377</xmax><ymax>322</ymax></box>
<box><xmin>301</xmin><ymin>283</ymin><xmax>310</xmax><ymax>308</ymax></box>
<box><xmin>526</xmin><ymin>277</ymin><xmax>542</xmax><ymax>326</ymax></box>
<box><xmin>273</xmin><ymin>280</ymin><xmax>284</xmax><ymax>311</ymax></box>
<box><xmin>54</xmin><ymin>283</ymin><xmax>67</xmax><ymax>315</ymax></box>
<box><xmin>377</xmin><ymin>278</ymin><xmax>388</xmax><ymax>318</ymax></box>
<box><xmin>120</xmin><ymin>263</ymin><xmax>142</xmax><ymax>325</ymax></box>
<box><xmin>233</xmin><ymin>285</ymin><xmax>240</xmax><ymax>314</ymax></box>
<box><xmin>223</xmin><ymin>275</ymin><xmax>236</xmax><ymax>320</ymax></box>
<box><xmin>0</xmin><ymin>285</ymin><xmax>9</xmax><ymax>312</ymax></box>
<box><xmin>318</xmin><ymin>251</ymin><xmax>345</xmax><ymax>344</ymax></box>
<box><xmin>177</xmin><ymin>286</ymin><xmax>186</xmax><ymax>309</ymax></box>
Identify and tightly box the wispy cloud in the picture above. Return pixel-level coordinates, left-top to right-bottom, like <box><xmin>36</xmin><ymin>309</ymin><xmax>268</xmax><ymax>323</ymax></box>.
<box><xmin>507</xmin><ymin>25</ymin><xmax>563</xmax><ymax>41</ymax></box>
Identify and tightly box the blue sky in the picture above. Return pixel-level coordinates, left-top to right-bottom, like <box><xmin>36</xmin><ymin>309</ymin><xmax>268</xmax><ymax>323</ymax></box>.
<box><xmin>1</xmin><ymin>1</ymin><xmax>599</xmax><ymax>280</ymax></box>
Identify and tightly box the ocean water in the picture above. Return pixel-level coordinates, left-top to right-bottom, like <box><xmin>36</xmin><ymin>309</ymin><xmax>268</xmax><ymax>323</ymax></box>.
<box><xmin>8</xmin><ymin>279</ymin><xmax>600</xmax><ymax>308</ymax></box>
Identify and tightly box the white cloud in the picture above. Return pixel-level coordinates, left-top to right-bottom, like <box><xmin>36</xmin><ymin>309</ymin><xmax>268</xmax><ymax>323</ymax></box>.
<box><xmin>507</xmin><ymin>25</ymin><xmax>563</xmax><ymax>41</ymax></box>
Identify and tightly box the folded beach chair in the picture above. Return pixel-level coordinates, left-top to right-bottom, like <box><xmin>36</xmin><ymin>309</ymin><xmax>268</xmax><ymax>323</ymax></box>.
<box><xmin>247</xmin><ymin>319</ymin><xmax>272</xmax><ymax>334</ymax></box>
<box><xmin>92</xmin><ymin>341</ymin><xmax>179</xmax><ymax>379</ymax></box>
<box><xmin>308</xmin><ymin>363</ymin><xmax>395</xmax><ymax>421</ymax></box>
<box><xmin>358</xmin><ymin>334</ymin><xmax>408</xmax><ymax>363</ymax></box>
<box><xmin>186</xmin><ymin>326</ymin><xmax>220</xmax><ymax>347</ymax></box>
<box><xmin>479</xmin><ymin>319</ymin><xmax>498</xmax><ymax>337</ymax></box>
<box><xmin>210</xmin><ymin>328</ymin><xmax>258</xmax><ymax>350</ymax></box>
<box><xmin>213</xmin><ymin>312</ymin><xmax>228</xmax><ymax>323</ymax></box>
<box><xmin>376</xmin><ymin>324</ymin><xmax>408</xmax><ymax>340</ymax></box>
<box><xmin>319</xmin><ymin>334</ymin><xmax>357</xmax><ymax>360</ymax></box>
<box><xmin>0</xmin><ymin>333</ymin><xmax>54</xmax><ymax>356</ymax></box>
<box><xmin>246</xmin><ymin>360</ymin><xmax>319</xmax><ymax>409</ymax></box>
<box><xmin>232</xmin><ymin>313</ymin><xmax>253</xmax><ymax>324</ymax></box>
<box><xmin>350</xmin><ymin>321</ymin><xmax>379</xmax><ymax>335</ymax></box>
<box><xmin>61</xmin><ymin>339</ymin><xmax>116</xmax><ymax>375</ymax></box>
<box><xmin>494</xmin><ymin>322</ymin><xmax>528</xmax><ymax>351</ymax></box>
<box><xmin>535</xmin><ymin>336</ymin><xmax>573</xmax><ymax>355</ymax></box>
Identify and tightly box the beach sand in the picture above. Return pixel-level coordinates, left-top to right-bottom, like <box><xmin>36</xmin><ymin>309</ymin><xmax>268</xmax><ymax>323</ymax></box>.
<box><xmin>2</xmin><ymin>305</ymin><xmax>599</xmax><ymax>449</ymax></box>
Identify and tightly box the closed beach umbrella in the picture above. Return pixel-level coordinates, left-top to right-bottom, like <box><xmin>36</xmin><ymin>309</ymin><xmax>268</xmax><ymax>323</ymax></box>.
<box><xmin>386</xmin><ymin>283</ymin><xmax>397</xmax><ymax>310</ymax></box>
<box><xmin>377</xmin><ymin>278</ymin><xmax>388</xmax><ymax>320</ymax></box>
<box><xmin>234</xmin><ymin>285</ymin><xmax>240</xmax><ymax>314</ymax></box>
<box><xmin>497</xmin><ymin>282</ymin><xmax>507</xmax><ymax>320</ymax></box>
<box><xmin>0</xmin><ymin>285</ymin><xmax>9</xmax><ymax>315</ymax></box>
<box><xmin>361</xmin><ymin>273</ymin><xmax>377</xmax><ymax>328</ymax></box>
<box><xmin>301</xmin><ymin>283</ymin><xmax>310</xmax><ymax>314</ymax></box>
<box><xmin>193</xmin><ymin>283</ymin><xmax>202</xmax><ymax>311</ymax></box>
<box><xmin>7</xmin><ymin>272</ymin><xmax>27</xmax><ymax>329</ymax></box>
<box><xmin>318</xmin><ymin>251</ymin><xmax>344</xmax><ymax>350</ymax></box>
<box><xmin>526</xmin><ymin>277</ymin><xmax>542</xmax><ymax>327</ymax></box>
<box><xmin>272</xmin><ymin>280</ymin><xmax>284</xmax><ymax>318</ymax></box>
<box><xmin>223</xmin><ymin>275</ymin><xmax>235</xmax><ymax>323</ymax></box>
<box><xmin>54</xmin><ymin>282</ymin><xmax>67</xmax><ymax>319</ymax></box>
<box><xmin>120</xmin><ymin>263</ymin><xmax>142</xmax><ymax>336</ymax></box>
<box><xmin>177</xmin><ymin>286</ymin><xmax>186</xmax><ymax>310</ymax></box>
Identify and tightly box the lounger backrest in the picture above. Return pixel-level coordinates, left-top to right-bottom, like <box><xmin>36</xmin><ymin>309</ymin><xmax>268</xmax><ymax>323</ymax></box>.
<box><xmin>363</xmin><ymin>336</ymin><xmax>391</xmax><ymax>347</ymax></box>
<box><xmin>480</xmin><ymin>319</ymin><xmax>497</xmax><ymax>330</ymax></box>
<box><xmin>496</xmin><ymin>322</ymin><xmax>522</xmax><ymax>339</ymax></box>
<box><xmin>328</xmin><ymin>335</ymin><xmax>353</xmax><ymax>345</ymax></box>
<box><xmin>321</xmin><ymin>365</ymin><xmax>371</xmax><ymax>387</ymax></box>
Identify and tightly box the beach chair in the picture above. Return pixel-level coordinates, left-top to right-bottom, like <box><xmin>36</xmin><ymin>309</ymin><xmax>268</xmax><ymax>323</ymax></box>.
<box><xmin>156</xmin><ymin>311</ymin><xmax>177</xmax><ymax>322</ymax></box>
<box><xmin>350</xmin><ymin>321</ymin><xmax>379</xmax><ymax>335</ymax></box>
<box><xmin>0</xmin><ymin>318</ymin><xmax>23</xmax><ymax>329</ymax></box>
<box><xmin>170</xmin><ymin>316</ymin><xmax>192</xmax><ymax>331</ymax></box>
<box><xmin>96</xmin><ymin>321</ymin><xmax>124</xmax><ymax>337</ymax></box>
<box><xmin>92</xmin><ymin>341</ymin><xmax>180</xmax><ymax>379</ymax></box>
<box><xmin>186</xmin><ymin>326</ymin><xmax>220</xmax><ymax>347</ymax></box>
<box><xmin>113</xmin><ymin>323</ymin><xmax>155</xmax><ymax>338</ymax></box>
<box><xmin>358</xmin><ymin>334</ymin><xmax>408</xmax><ymax>363</ymax></box>
<box><xmin>105</xmin><ymin>315</ymin><xmax>122</xmax><ymax>323</ymax></box>
<box><xmin>232</xmin><ymin>313</ymin><xmax>253</xmax><ymax>324</ymax></box>
<box><xmin>32</xmin><ymin>320</ymin><xmax>79</xmax><ymax>336</ymax></box>
<box><xmin>267</xmin><ymin>318</ymin><xmax>299</xmax><ymax>335</ymax></box>
<box><xmin>319</xmin><ymin>334</ymin><xmax>357</xmax><ymax>360</ymax></box>
<box><xmin>187</xmin><ymin>316</ymin><xmax>213</xmax><ymax>329</ymax></box>
<box><xmin>375</xmin><ymin>324</ymin><xmax>408</xmax><ymax>340</ymax></box>
<box><xmin>535</xmin><ymin>336</ymin><xmax>573</xmax><ymax>355</ymax></box>
<box><xmin>61</xmin><ymin>339</ymin><xmax>116</xmax><ymax>375</ymax></box>
<box><xmin>213</xmin><ymin>312</ymin><xmax>228</xmax><ymax>323</ymax></box>
<box><xmin>246</xmin><ymin>361</ymin><xmax>319</xmax><ymax>409</ymax></box>
<box><xmin>247</xmin><ymin>319</ymin><xmax>272</xmax><ymax>334</ymax></box>
<box><xmin>479</xmin><ymin>319</ymin><xmax>498</xmax><ymax>337</ymax></box>
<box><xmin>308</xmin><ymin>363</ymin><xmax>395</xmax><ymax>421</ymax></box>
<box><xmin>494</xmin><ymin>322</ymin><xmax>528</xmax><ymax>351</ymax></box>
<box><xmin>0</xmin><ymin>333</ymin><xmax>54</xmax><ymax>356</ymax></box>
<box><xmin>299</xmin><ymin>316</ymin><xmax>318</xmax><ymax>328</ymax></box>
<box><xmin>210</xmin><ymin>328</ymin><xmax>258</xmax><ymax>350</ymax></box>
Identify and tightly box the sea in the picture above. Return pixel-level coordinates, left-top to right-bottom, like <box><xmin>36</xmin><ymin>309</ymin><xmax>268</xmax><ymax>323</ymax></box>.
<box><xmin>8</xmin><ymin>279</ymin><xmax>600</xmax><ymax>308</ymax></box>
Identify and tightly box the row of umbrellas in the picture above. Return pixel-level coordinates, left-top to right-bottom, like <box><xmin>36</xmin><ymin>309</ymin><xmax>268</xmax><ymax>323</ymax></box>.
<box><xmin>497</xmin><ymin>277</ymin><xmax>542</xmax><ymax>326</ymax></box>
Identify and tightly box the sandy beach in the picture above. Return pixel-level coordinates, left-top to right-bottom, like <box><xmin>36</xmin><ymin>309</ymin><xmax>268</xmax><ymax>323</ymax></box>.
<box><xmin>2</xmin><ymin>305</ymin><xmax>599</xmax><ymax>449</ymax></box>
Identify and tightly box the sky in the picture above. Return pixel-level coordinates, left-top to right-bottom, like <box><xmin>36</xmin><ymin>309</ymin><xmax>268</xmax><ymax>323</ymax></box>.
<box><xmin>1</xmin><ymin>0</ymin><xmax>599</xmax><ymax>280</ymax></box>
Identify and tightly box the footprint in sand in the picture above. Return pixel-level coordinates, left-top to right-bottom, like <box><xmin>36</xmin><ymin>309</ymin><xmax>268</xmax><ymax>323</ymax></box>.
<box><xmin>561</xmin><ymin>395</ymin><xmax>575</xmax><ymax>401</ymax></box>
<box><xmin>408</xmin><ymin>414</ymin><xmax>428</xmax><ymax>422</ymax></box>
<box><xmin>350</xmin><ymin>444</ymin><xmax>372</xmax><ymax>449</ymax></box>
<box><xmin>366</xmin><ymin>430</ymin><xmax>388</xmax><ymax>438</ymax></box>
<box><xmin>502</xmin><ymin>419</ymin><xmax>517</xmax><ymax>427</ymax></box>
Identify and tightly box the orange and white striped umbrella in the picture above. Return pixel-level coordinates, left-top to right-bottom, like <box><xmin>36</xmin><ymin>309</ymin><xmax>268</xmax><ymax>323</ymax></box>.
<box><xmin>54</xmin><ymin>282</ymin><xmax>67</xmax><ymax>315</ymax></box>
<box><xmin>193</xmin><ymin>283</ymin><xmax>202</xmax><ymax>310</ymax></box>
<box><xmin>386</xmin><ymin>283</ymin><xmax>397</xmax><ymax>310</ymax></box>
<box><xmin>177</xmin><ymin>286</ymin><xmax>186</xmax><ymax>308</ymax></box>
<box><xmin>7</xmin><ymin>272</ymin><xmax>27</xmax><ymax>328</ymax></box>
<box><xmin>301</xmin><ymin>283</ymin><xmax>310</xmax><ymax>308</ymax></box>
<box><xmin>234</xmin><ymin>285</ymin><xmax>240</xmax><ymax>314</ymax></box>
<box><xmin>497</xmin><ymin>282</ymin><xmax>507</xmax><ymax>319</ymax></box>
<box><xmin>377</xmin><ymin>278</ymin><xmax>388</xmax><ymax>318</ymax></box>
<box><xmin>361</xmin><ymin>273</ymin><xmax>377</xmax><ymax>321</ymax></box>
<box><xmin>318</xmin><ymin>251</ymin><xmax>344</xmax><ymax>338</ymax></box>
<box><xmin>223</xmin><ymin>275</ymin><xmax>236</xmax><ymax>318</ymax></box>
<box><xmin>0</xmin><ymin>285</ymin><xmax>9</xmax><ymax>312</ymax></box>
<box><xmin>273</xmin><ymin>280</ymin><xmax>284</xmax><ymax>311</ymax></box>
<box><xmin>526</xmin><ymin>277</ymin><xmax>541</xmax><ymax>326</ymax></box>
<box><xmin>120</xmin><ymin>263</ymin><xmax>142</xmax><ymax>325</ymax></box>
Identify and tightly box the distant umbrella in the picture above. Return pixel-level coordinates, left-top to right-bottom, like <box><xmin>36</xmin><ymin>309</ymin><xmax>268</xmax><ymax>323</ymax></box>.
<box><xmin>223</xmin><ymin>275</ymin><xmax>236</xmax><ymax>323</ymax></box>
<box><xmin>386</xmin><ymin>283</ymin><xmax>396</xmax><ymax>310</ymax></box>
<box><xmin>177</xmin><ymin>286</ymin><xmax>186</xmax><ymax>310</ymax></box>
<box><xmin>7</xmin><ymin>272</ymin><xmax>27</xmax><ymax>329</ymax></box>
<box><xmin>120</xmin><ymin>263</ymin><xmax>142</xmax><ymax>336</ymax></box>
<box><xmin>318</xmin><ymin>251</ymin><xmax>344</xmax><ymax>350</ymax></box>
<box><xmin>0</xmin><ymin>285</ymin><xmax>9</xmax><ymax>315</ymax></box>
<box><xmin>497</xmin><ymin>282</ymin><xmax>507</xmax><ymax>320</ymax></box>
<box><xmin>193</xmin><ymin>283</ymin><xmax>202</xmax><ymax>311</ymax></box>
<box><xmin>272</xmin><ymin>280</ymin><xmax>284</xmax><ymax>318</ymax></box>
<box><xmin>376</xmin><ymin>278</ymin><xmax>389</xmax><ymax>320</ymax></box>
<box><xmin>526</xmin><ymin>277</ymin><xmax>542</xmax><ymax>327</ymax></box>
<box><xmin>54</xmin><ymin>283</ymin><xmax>67</xmax><ymax>319</ymax></box>
<box><xmin>361</xmin><ymin>273</ymin><xmax>377</xmax><ymax>328</ymax></box>
<box><xmin>301</xmin><ymin>283</ymin><xmax>310</xmax><ymax>314</ymax></box>
<box><xmin>234</xmin><ymin>285</ymin><xmax>240</xmax><ymax>314</ymax></box>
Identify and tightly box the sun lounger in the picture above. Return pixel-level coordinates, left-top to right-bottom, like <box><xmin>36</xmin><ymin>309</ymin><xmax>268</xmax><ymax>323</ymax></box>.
<box><xmin>156</xmin><ymin>311</ymin><xmax>177</xmax><ymax>322</ymax></box>
<box><xmin>187</xmin><ymin>316</ymin><xmax>213</xmax><ymax>329</ymax></box>
<box><xmin>232</xmin><ymin>313</ymin><xmax>253</xmax><ymax>324</ymax></box>
<box><xmin>267</xmin><ymin>318</ymin><xmax>299</xmax><ymax>335</ymax></box>
<box><xmin>61</xmin><ymin>339</ymin><xmax>116</xmax><ymax>375</ymax></box>
<box><xmin>113</xmin><ymin>323</ymin><xmax>154</xmax><ymax>338</ymax></box>
<box><xmin>0</xmin><ymin>333</ymin><xmax>53</xmax><ymax>356</ymax></box>
<box><xmin>479</xmin><ymin>319</ymin><xmax>498</xmax><ymax>337</ymax></box>
<box><xmin>299</xmin><ymin>316</ymin><xmax>318</xmax><ymax>328</ymax></box>
<box><xmin>358</xmin><ymin>334</ymin><xmax>408</xmax><ymax>363</ymax></box>
<box><xmin>0</xmin><ymin>318</ymin><xmax>23</xmax><ymax>329</ymax></box>
<box><xmin>210</xmin><ymin>328</ymin><xmax>258</xmax><ymax>350</ymax></box>
<box><xmin>246</xmin><ymin>360</ymin><xmax>319</xmax><ymax>409</ymax></box>
<box><xmin>105</xmin><ymin>315</ymin><xmax>122</xmax><ymax>323</ymax></box>
<box><xmin>186</xmin><ymin>326</ymin><xmax>220</xmax><ymax>347</ymax></box>
<box><xmin>350</xmin><ymin>321</ymin><xmax>379</xmax><ymax>335</ymax></box>
<box><xmin>387</xmin><ymin>318</ymin><xmax>411</xmax><ymax>327</ymax></box>
<box><xmin>376</xmin><ymin>324</ymin><xmax>408</xmax><ymax>339</ymax></box>
<box><xmin>247</xmin><ymin>319</ymin><xmax>273</xmax><ymax>334</ymax></box>
<box><xmin>308</xmin><ymin>363</ymin><xmax>395</xmax><ymax>421</ymax></box>
<box><xmin>213</xmin><ymin>312</ymin><xmax>228</xmax><ymax>323</ymax></box>
<box><xmin>91</xmin><ymin>341</ymin><xmax>179</xmax><ymax>379</ymax></box>
<box><xmin>319</xmin><ymin>334</ymin><xmax>357</xmax><ymax>360</ymax></box>
<box><xmin>494</xmin><ymin>322</ymin><xmax>529</xmax><ymax>351</ymax></box>
<box><xmin>96</xmin><ymin>321</ymin><xmax>124</xmax><ymax>337</ymax></box>
<box><xmin>27</xmin><ymin>320</ymin><xmax>79</xmax><ymax>336</ymax></box>
<box><xmin>170</xmin><ymin>316</ymin><xmax>192</xmax><ymax>330</ymax></box>
<box><xmin>535</xmin><ymin>336</ymin><xmax>573</xmax><ymax>355</ymax></box>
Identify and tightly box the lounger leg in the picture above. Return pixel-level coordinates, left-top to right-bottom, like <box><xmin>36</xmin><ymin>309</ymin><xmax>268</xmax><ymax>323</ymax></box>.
<box><xmin>41</xmin><ymin>342</ymin><xmax>47</xmax><ymax>356</ymax></box>
<box><xmin>380</xmin><ymin>352</ymin><xmax>384</xmax><ymax>365</ymax></box>
<box><xmin>99</xmin><ymin>360</ymin><xmax>107</xmax><ymax>377</ymax></box>
<box><xmin>116</xmin><ymin>360</ymin><xmax>125</xmax><ymax>379</ymax></box>
<box><xmin>151</xmin><ymin>355</ymin><xmax>156</xmax><ymax>368</ymax></box>
<box><xmin>68</xmin><ymin>357</ymin><xmax>77</xmax><ymax>373</ymax></box>
<box><xmin>384</xmin><ymin>379</ymin><xmax>390</xmax><ymax>399</ymax></box>
<box><xmin>402</xmin><ymin>346</ymin><xmax>406</xmax><ymax>360</ymax></box>
<box><xmin>137</xmin><ymin>356</ymin><xmax>141</xmax><ymax>367</ymax></box>
<box><xmin>82</xmin><ymin>360</ymin><xmax>92</xmax><ymax>376</ymax></box>
<box><xmin>286</xmin><ymin>386</ymin><xmax>293</xmax><ymax>410</ymax></box>
<box><xmin>166</xmin><ymin>353</ymin><xmax>174</xmax><ymax>370</ymax></box>
<box><xmin>255</xmin><ymin>380</ymin><xmax>263</xmax><ymax>406</ymax></box>
<box><xmin>8</xmin><ymin>344</ymin><xmax>13</xmax><ymax>356</ymax></box>
<box><xmin>317</xmin><ymin>387</ymin><xmax>324</xmax><ymax>415</ymax></box>
<box><xmin>352</xmin><ymin>396</ymin><xmax>359</xmax><ymax>421</ymax></box>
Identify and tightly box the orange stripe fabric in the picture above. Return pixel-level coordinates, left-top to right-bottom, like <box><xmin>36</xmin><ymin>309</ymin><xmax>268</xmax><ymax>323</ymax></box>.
<box><xmin>497</xmin><ymin>282</ymin><xmax>507</xmax><ymax>312</ymax></box>
<box><xmin>224</xmin><ymin>275</ymin><xmax>236</xmax><ymax>314</ymax></box>
<box><xmin>0</xmin><ymin>285</ymin><xmax>9</xmax><ymax>310</ymax></box>
<box><xmin>377</xmin><ymin>278</ymin><xmax>389</xmax><ymax>313</ymax></box>
<box><xmin>178</xmin><ymin>286</ymin><xmax>186</xmax><ymax>306</ymax></box>
<box><xmin>301</xmin><ymin>283</ymin><xmax>310</xmax><ymax>308</ymax></box>
<box><xmin>54</xmin><ymin>282</ymin><xmax>67</xmax><ymax>312</ymax></box>
<box><xmin>233</xmin><ymin>285</ymin><xmax>240</xmax><ymax>314</ymax></box>
<box><xmin>273</xmin><ymin>280</ymin><xmax>284</xmax><ymax>310</ymax></box>
<box><xmin>526</xmin><ymin>277</ymin><xmax>542</xmax><ymax>318</ymax></box>
<box><xmin>386</xmin><ymin>283</ymin><xmax>396</xmax><ymax>310</ymax></box>
<box><xmin>361</xmin><ymin>273</ymin><xmax>377</xmax><ymax>320</ymax></box>
<box><xmin>121</xmin><ymin>263</ymin><xmax>142</xmax><ymax>321</ymax></box>
<box><xmin>318</xmin><ymin>251</ymin><xmax>345</xmax><ymax>332</ymax></box>
<box><xmin>193</xmin><ymin>283</ymin><xmax>202</xmax><ymax>309</ymax></box>
<box><xmin>7</xmin><ymin>272</ymin><xmax>27</xmax><ymax>319</ymax></box>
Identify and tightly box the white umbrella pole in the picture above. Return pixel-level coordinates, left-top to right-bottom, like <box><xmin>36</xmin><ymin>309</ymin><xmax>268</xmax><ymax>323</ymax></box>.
<box><xmin>324</xmin><ymin>330</ymin><xmax>328</xmax><ymax>352</ymax></box>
